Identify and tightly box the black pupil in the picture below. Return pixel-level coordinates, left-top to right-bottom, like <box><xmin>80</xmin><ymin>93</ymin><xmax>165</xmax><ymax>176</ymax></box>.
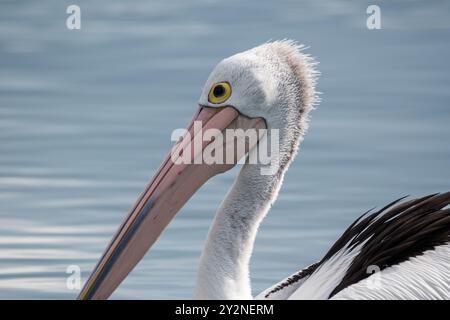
<box><xmin>213</xmin><ymin>85</ymin><xmax>225</xmax><ymax>97</ymax></box>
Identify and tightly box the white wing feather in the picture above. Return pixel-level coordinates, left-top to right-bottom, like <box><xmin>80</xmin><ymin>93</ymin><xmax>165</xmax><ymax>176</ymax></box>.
<box><xmin>332</xmin><ymin>244</ymin><xmax>450</xmax><ymax>300</ymax></box>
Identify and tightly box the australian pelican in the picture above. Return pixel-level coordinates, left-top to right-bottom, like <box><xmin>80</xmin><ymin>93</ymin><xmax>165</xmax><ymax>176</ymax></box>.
<box><xmin>78</xmin><ymin>41</ymin><xmax>450</xmax><ymax>300</ymax></box>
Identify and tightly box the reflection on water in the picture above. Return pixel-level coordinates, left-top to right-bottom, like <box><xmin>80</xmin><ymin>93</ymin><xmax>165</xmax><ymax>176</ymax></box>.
<box><xmin>0</xmin><ymin>1</ymin><xmax>449</xmax><ymax>299</ymax></box>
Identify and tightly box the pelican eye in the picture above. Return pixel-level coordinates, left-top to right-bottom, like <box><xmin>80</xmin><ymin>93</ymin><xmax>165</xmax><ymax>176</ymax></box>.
<box><xmin>208</xmin><ymin>82</ymin><xmax>232</xmax><ymax>104</ymax></box>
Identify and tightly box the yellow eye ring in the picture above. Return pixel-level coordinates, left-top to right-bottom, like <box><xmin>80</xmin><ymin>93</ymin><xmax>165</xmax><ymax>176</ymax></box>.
<box><xmin>208</xmin><ymin>82</ymin><xmax>232</xmax><ymax>104</ymax></box>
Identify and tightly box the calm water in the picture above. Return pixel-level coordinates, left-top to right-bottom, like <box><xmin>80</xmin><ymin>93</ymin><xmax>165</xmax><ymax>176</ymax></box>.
<box><xmin>0</xmin><ymin>1</ymin><xmax>449</xmax><ymax>299</ymax></box>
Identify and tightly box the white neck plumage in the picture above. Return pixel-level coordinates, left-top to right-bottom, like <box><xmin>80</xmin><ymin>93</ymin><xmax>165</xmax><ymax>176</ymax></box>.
<box><xmin>195</xmin><ymin>134</ymin><xmax>292</xmax><ymax>299</ymax></box>
<box><xmin>194</xmin><ymin>41</ymin><xmax>317</xmax><ymax>299</ymax></box>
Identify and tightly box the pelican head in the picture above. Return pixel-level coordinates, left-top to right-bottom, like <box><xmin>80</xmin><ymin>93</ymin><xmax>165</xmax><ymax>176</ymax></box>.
<box><xmin>78</xmin><ymin>40</ymin><xmax>318</xmax><ymax>299</ymax></box>
<box><xmin>200</xmin><ymin>41</ymin><xmax>318</xmax><ymax>171</ymax></box>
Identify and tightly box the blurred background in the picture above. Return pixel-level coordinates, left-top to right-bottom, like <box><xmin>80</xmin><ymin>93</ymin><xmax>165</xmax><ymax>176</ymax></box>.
<box><xmin>0</xmin><ymin>0</ymin><xmax>449</xmax><ymax>299</ymax></box>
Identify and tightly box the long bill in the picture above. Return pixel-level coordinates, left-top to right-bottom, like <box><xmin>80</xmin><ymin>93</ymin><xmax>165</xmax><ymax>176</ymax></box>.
<box><xmin>78</xmin><ymin>105</ymin><xmax>266</xmax><ymax>299</ymax></box>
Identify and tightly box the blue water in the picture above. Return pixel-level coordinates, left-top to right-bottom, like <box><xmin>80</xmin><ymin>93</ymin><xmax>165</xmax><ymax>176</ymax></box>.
<box><xmin>0</xmin><ymin>1</ymin><xmax>449</xmax><ymax>299</ymax></box>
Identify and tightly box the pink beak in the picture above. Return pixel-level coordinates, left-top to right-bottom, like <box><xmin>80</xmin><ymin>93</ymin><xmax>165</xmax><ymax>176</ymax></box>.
<box><xmin>78</xmin><ymin>106</ymin><xmax>266</xmax><ymax>299</ymax></box>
